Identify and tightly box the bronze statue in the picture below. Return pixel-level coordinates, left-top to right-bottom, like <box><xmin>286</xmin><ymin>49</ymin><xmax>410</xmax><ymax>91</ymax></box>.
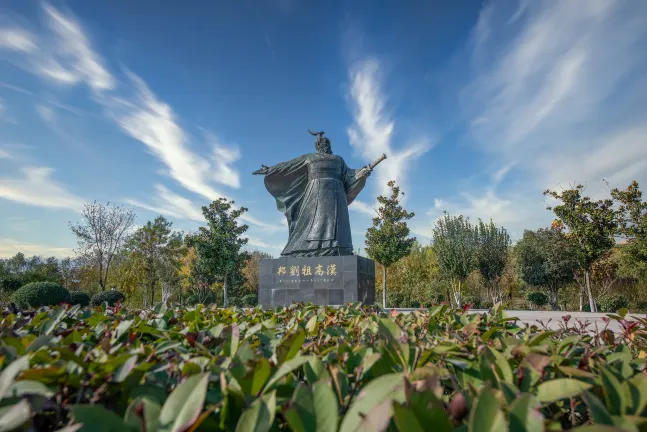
<box><xmin>253</xmin><ymin>131</ymin><xmax>386</xmax><ymax>257</ymax></box>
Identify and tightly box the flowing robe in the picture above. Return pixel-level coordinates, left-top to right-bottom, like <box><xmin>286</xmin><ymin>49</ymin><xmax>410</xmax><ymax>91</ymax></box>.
<box><xmin>263</xmin><ymin>153</ymin><xmax>367</xmax><ymax>257</ymax></box>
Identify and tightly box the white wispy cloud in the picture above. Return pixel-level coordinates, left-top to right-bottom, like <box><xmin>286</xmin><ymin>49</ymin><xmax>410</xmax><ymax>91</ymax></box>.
<box><xmin>0</xmin><ymin>166</ymin><xmax>84</xmax><ymax>210</ymax></box>
<box><xmin>428</xmin><ymin>0</ymin><xmax>647</xmax><ymax>238</ymax></box>
<box><xmin>349</xmin><ymin>199</ymin><xmax>376</xmax><ymax>217</ymax></box>
<box><xmin>127</xmin><ymin>184</ymin><xmax>204</xmax><ymax>222</ymax></box>
<box><xmin>0</xmin><ymin>28</ymin><xmax>36</xmax><ymax>52</ymax></box>
<box><xmin>0</xmin><ymin>238</ymin><xmax>74</xmax><ymax>258</ymax></box>
<box><xmin>35</xmin><ymin>104</ymin><xmax>55</xmax><ymax>123</ymax></box>
<box><xmin>0</xmin><ymin>149</ymin><xmax>11</xmax><ymax>159</ymax></box>
<box><xmin>347</xmin><ymin>58</ymin><xmax>431</xmax><ymax>197</ymax></box>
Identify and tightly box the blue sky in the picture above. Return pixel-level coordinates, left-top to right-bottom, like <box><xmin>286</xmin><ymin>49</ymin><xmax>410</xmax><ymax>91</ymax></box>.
<box><xmin>1</xmin><ymin>0</ymin><xmax>647</xmax><ymax>258</ymax></box>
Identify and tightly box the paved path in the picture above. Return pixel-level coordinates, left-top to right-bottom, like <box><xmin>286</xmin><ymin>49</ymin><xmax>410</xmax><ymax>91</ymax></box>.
<box><xmin>390</xmin><ymin>309</ymin><xmax>641</xmax><ymax>333</ymax></box>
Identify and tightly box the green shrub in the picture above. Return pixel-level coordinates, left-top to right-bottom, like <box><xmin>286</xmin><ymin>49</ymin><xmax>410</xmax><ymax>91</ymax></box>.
<box><xmin>637</xmin><ymin>301</ymin><xmax>647</xmax><ymax>312</ymax></box>
<box><xmin>227</xmin><ymin>296</ymin><xmax>240</xmax><ymax>307</ymax></box>
<box><xmin>90</xmin><ymin>290</ymin><xmax>125</xmax><ymax>307</ymax></box>
<box><xmin>241</xmin><ymin>294</ymin><xmax>257</xmax><ymax>306</ymax></box>
<box><xmin>525</xmin><ymin>291</ymin><xmax>548</xmax><ymax>308</ymax></box>
<box><xmin>11</xmin><ymin>282</ymin><xmax>70</xmax><ymax>308</ymax></box>
<box><xmin>0</xmin><ymin>276</ymin><xmax>22</xmax><ymax>293</ymax></box>
<box><xmin>598</xmin><ymin>295</ymin><xmax>629</xmax><ymax>313</ymax></box>
<box><xmin>69</xmin><ymin>291</ymin><xmax>90</xmax><ymax>306</ymax></box>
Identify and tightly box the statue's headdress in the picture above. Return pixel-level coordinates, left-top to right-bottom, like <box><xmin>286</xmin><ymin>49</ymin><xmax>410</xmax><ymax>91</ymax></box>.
<box><xmin>309</xmin><ymin>129</ymin><xmax>330</xmax><ymax>153</ymax></box>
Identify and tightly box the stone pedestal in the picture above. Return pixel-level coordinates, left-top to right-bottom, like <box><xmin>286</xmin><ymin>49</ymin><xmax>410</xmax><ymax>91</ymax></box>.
<box><xmin>258</xmin><ymin>255</ymin><xmax>375</xmax><ymax>307</ymax></box>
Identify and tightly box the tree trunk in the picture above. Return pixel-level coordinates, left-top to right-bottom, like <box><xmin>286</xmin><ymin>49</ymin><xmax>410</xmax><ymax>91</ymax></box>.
<box><xmin>224</xmin><ymin>274</ymin><xmax>229</xmax><ymax>308</ymax></box>
<box><xmin>585</xmin><ymin>269</ymin><xmax>596</xmax><ymax>312</ymax></box>
<box><xmin>382</xmin><ymin>266</ymin><xmax>387</xmax><ymax>309</ymax></box>
<box><xmin>579</xmin><ymin>285</ymin><xmax>584</xmax><ymax>312</ymax></box>
<box><xmin>150</xmin><ymin>278</ymin><xmax>155</xmax><ymax>307</ymax></box>
<box><xmin>454</xmin><ymin>279</ymin><xmax>462</xmax><ymax>308</ymax></box>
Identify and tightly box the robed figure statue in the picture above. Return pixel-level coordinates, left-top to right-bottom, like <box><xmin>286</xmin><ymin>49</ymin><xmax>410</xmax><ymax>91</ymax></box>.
<box><xmin>253</xmin><ymin>131</ymin><xmax>385</xmax><ymax>257</ymax></box>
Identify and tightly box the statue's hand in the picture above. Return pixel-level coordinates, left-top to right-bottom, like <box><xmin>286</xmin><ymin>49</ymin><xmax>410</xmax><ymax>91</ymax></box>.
<box><xmin>357</xmin><ymin>165</ymin><xmax>372</xmax><ymax>179</ymax></box>
<box><xmin>252</xmin><ymin>164</ymin><xmax>269</xmax><ymax>175</ymax></box>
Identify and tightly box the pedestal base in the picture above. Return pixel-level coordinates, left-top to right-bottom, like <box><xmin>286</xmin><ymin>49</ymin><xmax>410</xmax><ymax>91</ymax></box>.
<box><xmin>258</xmin><ymin>255</ymin><xmax>375</xmax><ymax>307</ymax></box>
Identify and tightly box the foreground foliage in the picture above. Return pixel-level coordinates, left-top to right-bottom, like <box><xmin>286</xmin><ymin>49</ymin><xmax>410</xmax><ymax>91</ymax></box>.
<box><xmin>1</xmin><ymin>302</ymin><xmax>647</xmax><ymax>431</ymax></box>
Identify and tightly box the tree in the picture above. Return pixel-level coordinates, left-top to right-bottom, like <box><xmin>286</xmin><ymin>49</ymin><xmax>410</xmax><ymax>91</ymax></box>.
<box><xmin>242</xmin><ymin>250</ymin><xmax>273</xmax><ymax>294</ymax></box>
<box><xmin>187</xmin><ymin>198</ymin><xmax>250</xmax><ymax>307</ymax></box>
<box><xmin>127</xmin><ymin>216</ymin><xmax>184</xmax><ymax>306</ymax></box>
<box><xmin>365</xmin><ymin>180</ymin><xmax>416</xmax><ymax>309</ymax></box>
<box><xmin>475</xmin><ymin>219</ymin><xmax>510</xmax><ymax>304</ymax></box>
<box><xmin>612</xmin><ymin>180</ymin><xmax>647</xmax><ymax>279</ymax></box>
<box><xmin>431</xmin><ymin>214</ymin><xmax>477</xmax><ymax>307</ymax></box>
<box><xmin>70</xmin><ymin>201</ymin><xmax>136</xmax><ymax>291</ymax></box>
<box><xmin>514</xmin><ymin>227</ymin><xmax>582</xmax><ymax>310</ymax></box>
<box><xmin>544</xmin><ymin>185</ymin><xmax>618</xmax><ymax>312</ymax></box>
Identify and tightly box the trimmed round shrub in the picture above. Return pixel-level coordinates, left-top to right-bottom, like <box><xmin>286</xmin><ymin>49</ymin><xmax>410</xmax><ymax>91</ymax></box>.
<box><xmin>90</xmin><ymin>290</ymin><xmax>125</xmax><ymax>307</ymax></box>
<box><xmin>637</xmin><ymin>301</ymin><xmax>647</xmax><ymax>313</ymax></box>
<box><xmin>69</xmin><ymin>291</ymin><xmax>90</xmax><ymax>307</ymax></box>
<box><xmin>525</xmin><ymin>291</ymin><xmax>548</xmax><ymax>309</ymax></box>
<box><xmin>0</xmin><ymin>276</ymin><xmax>22</xmax><ymax>293</ymax></box>
<box><xmin>241</xmin><ymin>294</ymin><xmax>258</xmax><ymax>306</ymax></box>
<box><xmin>598</xmin><ymin>295</ymin><xmax>629</xmax><ymax>313</ymax></box>
<box><xmin>583</xmin><ymin>302</ymin><xmax>600</xmax><ymax>312</ymax></box>
<box><xmin>11</xmin><ymin>282</ymin><xmax>70</xmax><ymax>308</ymax></box>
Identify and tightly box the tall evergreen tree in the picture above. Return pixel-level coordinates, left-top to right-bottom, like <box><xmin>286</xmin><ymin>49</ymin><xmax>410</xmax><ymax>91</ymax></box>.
<box><xmin>431</xmin><ymin>214</ymin><xmax>477</xmax><ymax>307</ymax></box>
<box><xmin>187</xmin><ymin>198</ymin><xmax>250</xmax><ymax>307</ymax></box>
<box><xmin>365</xmin><ymin>180</ymin><xmax>416</xmax><ymax>309</ymax></box>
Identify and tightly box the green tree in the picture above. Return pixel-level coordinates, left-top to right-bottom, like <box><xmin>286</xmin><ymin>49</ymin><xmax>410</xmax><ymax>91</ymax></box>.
<box><xmin>514</xmin><ymin>227</ymin><xmax>582</xmax><ymax>310</ymax></box>
<box><xmin>70</xmin><ymin>201</ymin><xmax>136</xmax><ymax>291</ymax></box>
<box><xmin>127</xmin><ymin>216</ymin><xmax>184</xmax><ymax>307</ymax></box>
<box><xmin>365</xmin><ymin>180</ymin><xmax>416</xmax><ymax>309</ymax></box>
<box><xmin>544</xmin><ymin>185</ymin><xmax>618</xmax><ymax>312</ymax></box>
<box><xmin>187</xmin><ymin>198</ymin><xmax>250</xmax><ymax>307</ymax></box>
<box><xmin>611</xmin><ymin>180</ymin><xmax>647</xmax><ymax>279</ymax></box>
<box><xmin>475</xmin><ymin>219</ymin><xmax>510</xmax><ymax>304</ymax></box>
<box><xmin>431</xmin><ymin>214</ymin><xmax>477</xmax><ymax>307</ymax></box>
<box><xmin>242</xmin><ymin>250</ymin><xmax>273</xmax><ymax>294</ymax></box>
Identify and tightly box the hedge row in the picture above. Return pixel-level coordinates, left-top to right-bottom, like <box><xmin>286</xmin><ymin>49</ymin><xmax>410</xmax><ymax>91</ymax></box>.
<box><xmin>0</xmin><ymin>302</ymin><xmax>645</xmax><ymax>431</ymax></box>
<box><xmin>9</xmin><ymin>282</ymin><xmax>123</xmax><ymax>308</ymax></box>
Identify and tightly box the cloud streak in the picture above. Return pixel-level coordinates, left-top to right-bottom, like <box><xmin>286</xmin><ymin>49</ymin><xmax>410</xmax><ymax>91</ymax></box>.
<box><xmin>347</xmin><ymin>58</ymin><xmax>431</xmax><ymax>197</ymax></box>
<box><xmin>0</xmin><ymin>166</ymin><xmax>84</xmax><ymax>210</ymax></box>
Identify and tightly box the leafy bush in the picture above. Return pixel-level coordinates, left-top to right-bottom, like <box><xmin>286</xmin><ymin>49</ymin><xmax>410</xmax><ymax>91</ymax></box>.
<box><xmin>598</xmin><ymin>295</ymin><xmax>629</xmax><ymax>313</ymax></box>
<box><xmin>69</xmin><ymin>291</ymin><xmax>90</xmax><ymax>306</ymax></box>
<box><xmin>0</xmin><ymin>276</ymin><xmax>22</xmax><ymax>293</ymax></box>
<box><xmin>525</xmin><ymin>291</ymin><xmax>548</xmax><ymax>308</ymax></box>
<box><xmin>185</xmin><ymin>290</ymin><xmax>217</xmax><ymax>306</ymax></box>
<box><xmin>10</xmin><ymin>281</ymin><xmax>70</xmax><ymax>308</ymax></box>
<box><xmin>637</xmin><ymin>300</ymin><xmax>647</xmax><ymax>312</ymax></box>
<box><xmin>583</xmin><ymin>302</ymin><xmax>600</xmax><ymax>312</ymax></box>
<box><xmin>241</xmin><ymin>294</ymin><xmax>257</xmax><ymax>306</ymax></box>
<box><xmin>90</xmin><ymin>290</ymin><xmax>125</xmax><ymax>307</ymax></box>
<box><xmin>0</xmin><ymin>302</ymin><xmax>646</xmax><ymax>431</ymax></box>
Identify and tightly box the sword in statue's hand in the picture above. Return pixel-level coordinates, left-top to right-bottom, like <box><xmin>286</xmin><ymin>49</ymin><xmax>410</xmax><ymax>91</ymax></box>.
<box><xmin>357</xmin><ymin>153</ymin><xmax>387</xmax><ymax>179</ymax></box>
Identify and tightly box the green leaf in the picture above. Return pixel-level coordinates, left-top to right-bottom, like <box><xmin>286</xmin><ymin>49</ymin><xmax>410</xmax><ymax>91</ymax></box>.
<box><xmin>0</xmin><ymin>400</ymin><xmax>31</xmax><ymax>432</ymax></box>
<box><xmin>600</xmin><ymin>367</ymin><xmax>627</xmax><ymax>415</ymax></box>
<box><xmin>112</xmin><ymin>320</ymin><xmax>134</xmax><ymax>343</ymax></box>
<box><xmin>113</xmin><ymin>355</ymin><xmax>138</xmax><ymax>383</ymax></box>
<box><xmin>484</xmin><ymin>346</ymin><xmax>513</xmax><ymax>383</ymax></box>
<box><xmin>159</xmin><ymin>373</ymin><xmax>210</xmax><ymax>432</ymax></box>
<box><xmin>275</xmin><ymin>329</ymin><xmax>305</xmax><ymax>365</ymax></box>
<box><xmin>378</xmin><ymin>319</ymin><xmax>410</xmax><ymax>369</ymax></box>
<box><xmin>41</xmin><ymin>306</ymin><xmax>67</xmax><ymax>336</ymax></box>
<box><xmin>627</xmin><ymin>373</ymin><xmax>647</xmax><ymax>415</ymax></box>
<box><xmin>582</xmin><ymin>391</ymin><xmax>613</xmax><ymax>426</ymax></box>
<box><xmin>536</xmin><ymin>379</ymin><xmax>592</xmax><ymax>403</ymax></box>
<box><xmin>124</xmin><ymin>397</ymin><xmax>162</xmax><ymax>432</ymax></box>
<box><xmin>68</xmin><ymin>405</ymin><xmax>131</xmax><ymax>432</ymax></box>
<box><xmin>285</xmin><ymin>383</ymin><xmax>338</xmax><ymax>432</ymax></box>
<box><xmin>339</xmin><ymin>373</ymin><xmax>406</xmax><ymax>432</ymax></box>
<box><xmin>263</xmin><ymin>355</ymin><xmax>314</xmax><ymax>392</ymax></box>
<box><xmin>392</xmin><ymin>402</ymin><xmax>425</xmax><ymax>432</ymax></box>
<box><xmin>0</xmin><ymin>356</ymin><xmax>30</xmax><ymax>400</ymax></box>
<box><xmin>468</xmin><ymin>387</ymin><xmax>505</xmax><ymax>432</ymax></box>
<box><xmin>509</xmin><ymin>393</ymin><xmax>544</xmax><ymax>432</ymax></box>
<box><xmin>527</xmin><ymin>331</ymin><xmax>556</xmax><ymax>347</ymax></box>
<box><xmin>5</xmin><ymin>380</ymin><xmax>54</xmax><ymax>398</ymax></box>
<box><xmin>223</xmin><ymin>324</ymin><xmax>241</xmax><ymax>358</ymax></box>
<box><xmin>305</xmin><ymin>316</ymin><xmax>317</xmax><ymax>334</ymax></box>
<box><xmin>235</xmin><ymin>391</ymin><xmax>276</xmax><ymax>432</ymax></box>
